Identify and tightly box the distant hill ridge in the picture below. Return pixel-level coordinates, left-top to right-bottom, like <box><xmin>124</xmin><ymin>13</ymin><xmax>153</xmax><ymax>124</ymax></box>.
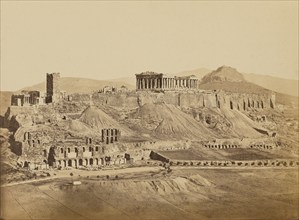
<box><xmin>201</xmin><ymin>66</ymin><xmax>245</xmax><ymax>83</ymax></box>
<box><xmin>19</xmin><ymin>77</ymin><xmax>135</xmax><ymax>94</ymax></box>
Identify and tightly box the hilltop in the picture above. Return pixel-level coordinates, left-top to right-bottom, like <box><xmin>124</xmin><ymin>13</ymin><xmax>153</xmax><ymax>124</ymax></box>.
<box><xmin>201</xmin><ymin>66</ymin><xmax>245</xmax><ymax>83</ymax></box>
<box><xmin>199</xmin><ymin>66</ymin><xmax>270</xmax><ymax>94</ymax></box>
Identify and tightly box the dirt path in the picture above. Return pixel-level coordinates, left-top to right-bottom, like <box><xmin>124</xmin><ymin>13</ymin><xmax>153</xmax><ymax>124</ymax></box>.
<box><xmin>1</xmin><ymin>166</ymin><xmax>162</xmax><ymax>187</ymax></box>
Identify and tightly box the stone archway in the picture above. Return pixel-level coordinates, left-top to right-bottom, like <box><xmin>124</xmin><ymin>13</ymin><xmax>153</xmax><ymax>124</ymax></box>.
<box><xmin>90</xmin><ymin>158</ymin><xmax>94</xmax><ymax>166</ymax></box>
<box><xmin>68</xmin><ymin>160</ymin><xmax>72</xmax><ymax>167</ymax></box>
<box><xmin>79</xmin><ymin>159</ymin><xmax>83</xmax><ymax>166</ymax></box>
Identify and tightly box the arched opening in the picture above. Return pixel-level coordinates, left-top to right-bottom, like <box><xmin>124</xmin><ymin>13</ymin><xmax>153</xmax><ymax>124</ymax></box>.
<box><xmin>73</xmin><ymin>159</ymin><xmax>77</xmax><ymax>168</ymax></box>
<box><xmin>67</xmin><ymin>148</ymin><xmax>70</xmax><ymax>153</ymax></box>
<box><xmin>60</xmin><ymin>148</ymin><xmax>64</xmax><ymax>153</ymax></box>
<box><xmin>95</xmin><ymin>147</ymin><xmax>98</xmax><ymax>151</ymax></box>
<box><xmin>79</xmin><ymin>159</ymin><xmax>83</xmax><ymax>166</ymax></box>
<box><xmin>63</xmin><ymin>160</ymin><xmax>67</xmax><ymax>167</ymax></box>
<box><xmin>83</xmin><ymin>147</ymin><xmax>85</xmax><ymax>152</ymax></box>
<box><xmin>90</xmin><ymin>158</ymin><xmax>94</xmax><ymax>166</ymax></box>
<box><xmin>89</xmin><ymin>147</ymin><xmax>92</xmax><ymax>152</ymax></box>
<box><xmin>106</xmin><ymin>137</ymin><xmax>109</xmax><ymax>144</ymax></box>
<box><xmin>252</xmin><ymin>100</ymin><xmax>254</xmax><ymax>108</ymax></box>
<box><xmin>110</xmin><ymin>137</ymin><xmax>114</xmax><ymax>143</ymax></box>
<box><xmin>43</xmin><ymin>149</ymin><xmax>47</xmax><ymax>157</ymax></box>
<box><xmin>243</xmin><ymin>101</ymin><xmax>246</xmax><ymax>111</ymax></box>
<box><xmin>248</xmin><ymin>99</ymin><xmax>251</xmax><ymax>107</ymax></box>
<box><xmin>32</xmin><ymin>140</ymin><xmax>35</xmax><ymax>147</ymax></box>
<box><xmin>68</xmin><ymin>160</ymin><xmax>72</xmax><ymax>167</ymax></box>
<box><xmin>43</xmin><ymin>160</ymin><xmax>47</xmax><ymax>164</ymax></box>
<box><xmin>270</xmin><ymin>99</ymin><xmax>274</xmax><ymax>108</ymax></box>
<box><xmin>75</xmin><ymin>147</ymin><xmax>78</xmax><ymax>156</ymax></box>
<box><xmin>95</xmin><ymin>158</ymin><xmax>99</xmax><ymax>165</ymax></box>
<box><xmin>230</xmin><ymin>101</ymin><xmax>233</xmax><ymax>110</ymax></box>
<box><xmin>257</xmin><ymin>101</ymin><xmax>260</xmax><ymax>108</ymax></box>
<box><xmin>85</xmin><ymin>159</ymin><xmax>88</xmax><ymax>166</ymax></box>
<box><xmin>261</xmin><ymin>101</ymin><xmax>264</xmax><ymax>109</ymax></box>
<box><xmin>24</xmin><ymin>161</ymin><xmax>29</xmax><ymax>168</ymax></box>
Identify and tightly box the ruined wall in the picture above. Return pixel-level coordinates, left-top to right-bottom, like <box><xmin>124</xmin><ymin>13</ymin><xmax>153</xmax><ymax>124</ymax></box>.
<box><xmin>67</xmin><ymin>90</ymin><xmax>274</xmax><ymax>112</ymax></box>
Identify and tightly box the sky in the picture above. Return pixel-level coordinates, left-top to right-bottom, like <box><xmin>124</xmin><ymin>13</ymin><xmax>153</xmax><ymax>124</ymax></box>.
<box><xmin>0</xmin><ymin>1</ymin><xmax>298</xmax><ymax>91</ymax></box>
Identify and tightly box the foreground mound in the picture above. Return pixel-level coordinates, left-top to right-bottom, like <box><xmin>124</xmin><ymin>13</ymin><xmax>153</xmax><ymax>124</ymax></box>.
<box><xmin>134</xmin><ymin>103</ymin><xmax>216</xmax><ymax>140</ymax></box>
<box><xmin>79</xmin><ymin>106</ymin><xmax>132</xmax><ymax>136</ymax></box>
<box><xmin>219</xmin><ymin>108</ymin><xmax>268</xmax><ymax>138</ymax></box>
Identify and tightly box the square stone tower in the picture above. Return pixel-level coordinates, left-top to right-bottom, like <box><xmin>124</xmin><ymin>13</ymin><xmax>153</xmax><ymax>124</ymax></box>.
<box><xmin>46</xmin><ymin>73</ymin><xmax>60</xmax><ymax>103</ymax></box>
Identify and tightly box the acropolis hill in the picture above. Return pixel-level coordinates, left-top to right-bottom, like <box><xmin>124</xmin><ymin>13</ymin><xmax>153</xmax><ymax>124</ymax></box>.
<box><xmin>1</xmin><ymin>65</ymin><xmax>298</xmax><ymax>173</ymax></box>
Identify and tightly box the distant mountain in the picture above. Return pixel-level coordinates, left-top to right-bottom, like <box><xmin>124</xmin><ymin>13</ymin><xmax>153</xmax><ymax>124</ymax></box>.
<box><xmin>20</xmin><ymin>77</ymin><xmax>135</xmax><ymax>93</ymax></box>
<box><xmin>201</xmin><ymin>66</ymin><xmax>245</xmax><ymax>84</ymax></box>
<box><xmin>243</xmin><ymin>73</ymin><xmax>298</xmax><ymax>97</ymax></box>
<box><xmin>199</xmin><ymin>66</ymin><xmax>270</xmax><ymax>94</ymax></box>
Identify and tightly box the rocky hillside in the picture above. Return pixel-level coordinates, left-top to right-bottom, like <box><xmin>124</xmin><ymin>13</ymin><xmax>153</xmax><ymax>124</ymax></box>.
<box><xmin>130</xmin><ymin>103</ymin><xmax>216</xmax><ymax>140</ymax></box>
<box><xmin>201</xmin><ymin>66</ymin><xmax>245</xmax><ymax>83</ymax></box>
<box><xmin>79</xmin><ymin>106</ymin><xmax>133</xmax><ymax>136</ymax></box>
<box><xmin>199</xmin><ymin>66</ymin><xmax>270</xmax><ymax>94</ymax></box>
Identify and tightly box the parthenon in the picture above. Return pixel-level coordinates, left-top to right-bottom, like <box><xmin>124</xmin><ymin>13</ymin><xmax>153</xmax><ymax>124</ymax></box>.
<box><xmin>136</xmin><ymin>71</ymin><xmax>198</xmax><ymax>91</ymax></box>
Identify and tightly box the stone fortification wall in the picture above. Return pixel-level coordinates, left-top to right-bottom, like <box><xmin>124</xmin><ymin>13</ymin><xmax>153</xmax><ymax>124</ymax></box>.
<box><xmin>67</xmin><ymin>90</ymin><xmax>274</xmax><ymax>111</ymax></box>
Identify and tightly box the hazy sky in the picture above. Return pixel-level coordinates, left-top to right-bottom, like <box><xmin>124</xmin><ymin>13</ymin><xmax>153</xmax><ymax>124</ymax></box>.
<box><xmin>1</xmin><ymin>1</ymin><xmax>298</xmax><ymax>91</ymax></box>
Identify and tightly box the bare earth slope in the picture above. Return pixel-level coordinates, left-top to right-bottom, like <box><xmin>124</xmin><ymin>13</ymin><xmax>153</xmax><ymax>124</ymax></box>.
<box><xmin>134</xmin><ymin>103</ymin><xmax>216</xmax><ymax>140</ymax></box>
<box><xmin>79</xmin><ymin>106</ymin><xmax>133</xmax><ymax>136</ymax></box>
<box><xmin>219</xmin><ymin>108</ymin><xmax>266</xmax><ymax>138</ymax></box>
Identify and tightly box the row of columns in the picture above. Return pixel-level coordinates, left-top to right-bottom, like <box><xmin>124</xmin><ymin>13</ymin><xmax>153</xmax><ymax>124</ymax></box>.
<box><xmin>136</xmin><ymin>77</ymin><xmax>198</xmax><ymax>90</ymax></box>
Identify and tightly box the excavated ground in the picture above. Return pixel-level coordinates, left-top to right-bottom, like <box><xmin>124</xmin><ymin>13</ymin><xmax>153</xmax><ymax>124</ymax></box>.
<box><xmin>1</xmin><ymin>168</ymin><xmax>298</xmax><ymax>220</ymax></box>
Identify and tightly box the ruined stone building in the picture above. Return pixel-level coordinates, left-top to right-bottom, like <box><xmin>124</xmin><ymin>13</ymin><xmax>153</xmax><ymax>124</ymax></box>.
<box><xmin>136</xmin><ymin>71</ymin><xmax>198</xmax><ymax>91</ymax></box>
<box><xmin>18</xmin><ymin>127</ymin><xmax>124</xmax><ymax>170</ymax></box>
<box><xmin>11</xmin><ymin>91</ymin><xmax>46</xmax><ymax>106</ymax></box>
<box><xmin>46</xmin><ymin>72</ymin><xmax>61</xmax><ymax>103</ymax></box>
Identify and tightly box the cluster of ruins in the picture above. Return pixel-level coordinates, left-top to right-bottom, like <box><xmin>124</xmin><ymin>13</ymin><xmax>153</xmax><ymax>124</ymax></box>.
<box><xmin>9</xmin><ymin>71</ymin><xmax>277</xmax><ymax>170</ymax></box>
<box><xmin>11</xmin><ymin>90</ymin><xmax>46</xmax><ymax>106</ymax></box>
<box><xmin>20</xmin><ymin>128</ymin><xmax>124</xmax><ymax>170</ymax></box>
<box><xmin>11</xmin><ymin>73</ymin><xmax>63</xmax><ymax>106</ymax></box>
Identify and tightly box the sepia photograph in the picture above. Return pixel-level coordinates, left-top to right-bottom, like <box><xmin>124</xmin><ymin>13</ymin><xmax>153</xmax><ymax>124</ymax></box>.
<box><xmin>0</xmin><ymin>1</ymin><xmax>298</xmax><ymax>220</ymax></box>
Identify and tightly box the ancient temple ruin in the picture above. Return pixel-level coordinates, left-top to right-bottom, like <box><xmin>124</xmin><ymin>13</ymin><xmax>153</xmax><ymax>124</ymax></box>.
<box><xmin>135</xmin><ymin>71</ymin><xmax>198</xmax><ymax>91</ymax></box>
<box><xmin>11</xmin><ymin>90</ymin><xmax>46</xmax><ymax>106</ymax></box>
